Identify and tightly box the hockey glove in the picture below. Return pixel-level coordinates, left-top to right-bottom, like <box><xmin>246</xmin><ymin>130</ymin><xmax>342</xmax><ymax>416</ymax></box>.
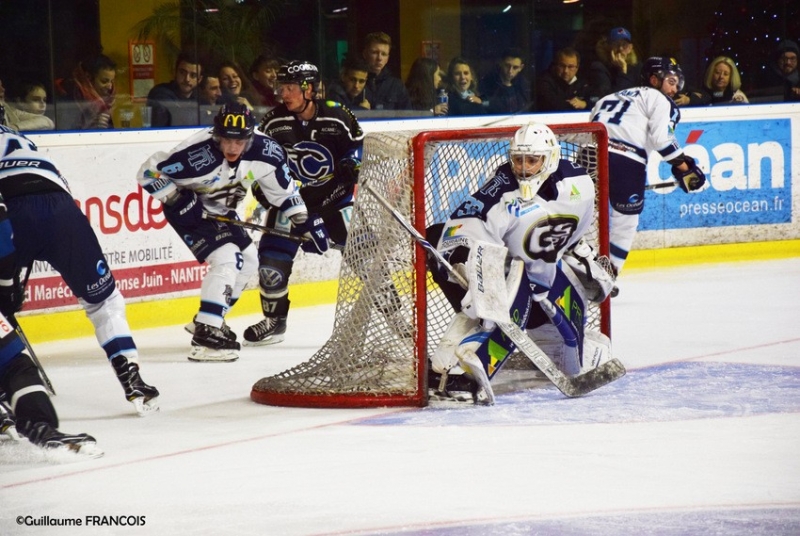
<box><xmin>335</xmin><ymin>157</ymin><xmax>361</xmax><ymax>186</ymax></box>
<box><xmin>671</xmin><ymin>155</ymin><xmax>706</xmax><ymax>193</ymax></box>
<box><xmin>162</xmin><ymin>189</ymin><xmax>205</xmax><ymax>228</ymax></box>
<box><xmin>296</xmin><ymin>215</ymin><xmax>329</xmax><ymax>255</ymax></box>
<box><xmin>0</xmin><ymin>271</ymin><xmax>24</xmax><ymax>319</ymax></box>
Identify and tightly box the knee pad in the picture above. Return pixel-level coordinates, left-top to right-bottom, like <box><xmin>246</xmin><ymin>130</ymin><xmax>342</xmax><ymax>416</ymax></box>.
<box><xmin>258</xmin><ymin>253</ymin><xmax>294</xmax><ymax>297</ymax></box>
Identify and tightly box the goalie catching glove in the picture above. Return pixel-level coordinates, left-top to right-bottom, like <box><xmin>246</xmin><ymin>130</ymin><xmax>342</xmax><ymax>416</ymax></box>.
<box><xmin>671</xmin><ymin>154</ymin><xmax>706</xmax><ymax>193</ymax></box>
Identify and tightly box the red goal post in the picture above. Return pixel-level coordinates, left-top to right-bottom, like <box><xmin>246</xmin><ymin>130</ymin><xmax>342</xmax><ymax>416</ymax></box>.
<box><xmin>251</xmin><ymin>123</ymin><xmax>609</xmax><ymax>408</ymax></box>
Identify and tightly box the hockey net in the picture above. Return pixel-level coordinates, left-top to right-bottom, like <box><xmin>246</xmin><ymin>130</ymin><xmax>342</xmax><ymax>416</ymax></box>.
<box><xmin>251</xmin><ymin>123</ymin><xmax>609</xmax><ymax>408</ymax></box>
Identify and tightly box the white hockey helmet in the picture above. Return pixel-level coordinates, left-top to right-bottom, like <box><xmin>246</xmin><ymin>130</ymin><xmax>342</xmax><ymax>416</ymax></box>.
<box><xmin>508</xmin><ymin>123</ymin><xmax>560</xmax><ymax>200</ymax></box>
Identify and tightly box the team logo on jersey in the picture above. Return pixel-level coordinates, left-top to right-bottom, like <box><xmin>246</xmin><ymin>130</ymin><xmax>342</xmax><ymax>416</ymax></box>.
<box><xmin>286</xmin><ymin>141</ymin><xmax>335</xmax><ymax>187</ymax></box>
<box><xmin>523</xmin><ymin>216</ymin><xmax>578</xmax><ymax>262</ymax></box>
<box><xmin>443</xmin><ymin>225</ymin><xmax>462</xmax><ymax>237</ymax></box>
<box><xmin>506</xmin><ymin>198</ymin><xmax>538</xmax><ymax>217</ymax></box>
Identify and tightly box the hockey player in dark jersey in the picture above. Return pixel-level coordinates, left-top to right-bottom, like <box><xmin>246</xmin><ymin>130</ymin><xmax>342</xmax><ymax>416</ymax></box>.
<box><xmin>0</xmin><ymin>120</ymin><xmax>158</xmax><ymax>416</ymax></box>
<box><xmin>244</xmin><ymin>60</ymin><xmax>364</xmax><ymax>345</ymax></box>
<box><xmin>138</xmin><ymin>103</ymin><xmax>308</xmax><ymax>361</ymax></box>
<box><xmin>0</xmin><ymin>193</ymin><xmax>101</xmax><ymax>456</ymax></box>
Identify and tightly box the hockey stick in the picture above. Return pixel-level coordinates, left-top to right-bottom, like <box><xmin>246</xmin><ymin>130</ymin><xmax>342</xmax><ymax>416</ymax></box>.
<box><xmin>201</xmin><ymin>213</ymin><xmax>343</xmax><ymax>251</ymax></box>
<box><xmin>646</xmin><ymin>181</ymin><xmax>678</xmax><ymax>190</ymax></box>
<box><xmin>363</xmin><ymin>182</ymin><xmax>626</xmax><ymax>398</ymax></box>
<box><xmin>13</xmin><ymin>266</ymin><xmax>56</xmax><ymax>396</ymax></box>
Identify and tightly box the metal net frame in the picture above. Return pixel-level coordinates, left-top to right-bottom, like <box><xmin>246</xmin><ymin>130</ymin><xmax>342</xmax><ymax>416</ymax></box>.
<box><xmin>251</xmin><ymin>124</ymin><xmax>609</xmax><ymax>408</ymax></box>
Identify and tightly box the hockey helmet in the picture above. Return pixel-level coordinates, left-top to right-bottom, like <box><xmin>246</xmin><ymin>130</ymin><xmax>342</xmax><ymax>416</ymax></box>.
<box><xmin>213</xmin><ymin>103</ymin><xmax>255</xmax><ymax>140</ymax></box>
<box><xmin>277</xmin><ymin>60</ymin><xmax>320</xmax><ymax>91</ymax></box>
<box><xmin>641</xmin><ymin>56</ymin><xmax>685</xmax><ymax>92</ymax></box>
<box><xmin>508</xmin><ymin>123</ymin><xmax>561</xmax><ymax>200</ymax></box>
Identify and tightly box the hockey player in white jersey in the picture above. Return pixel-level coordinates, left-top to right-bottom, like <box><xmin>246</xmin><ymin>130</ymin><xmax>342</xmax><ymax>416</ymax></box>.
<box><xmin>0</xmin><ymin>118</ymin><xmax>158</xmax><ymax>416</ymax></box>
<box><xmin>590</xmin><ymin>56</ymin><xmax>706</xmax><ymax>284</ymax></box>
<box><xmin>138</xmin><ymin>103</ymin><xmax>309</xmax><ymax>362</ymax></box>
<box><xmin>430</xmin><ymin>123</ymin><xmax>615</xmax><ymax>404</ymax></box>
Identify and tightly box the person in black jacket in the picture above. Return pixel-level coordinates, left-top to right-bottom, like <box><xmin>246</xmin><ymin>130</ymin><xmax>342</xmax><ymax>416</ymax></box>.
<box><xmin>445</xmin><ymin>56</ymin><xmax>487</xmax><ymax>116</ymax></box>
<box><xmin>361</xmin><ymin>32</ymin><xmax>412</xmax><ymax>111</ymax></box>
<box><xmin>146</xmin><ymin>52</ymin><xmax>203</xmax><ymax>127</ymax></box>
<box><xmin>479</xmin><ymin>48</ymin><xmax>531</xmax><ymax>114</ymax></box>
<box><xmin>536</xmin><ymin>47</ymin><xmax>591</xmax><ymax>112</ymax></box>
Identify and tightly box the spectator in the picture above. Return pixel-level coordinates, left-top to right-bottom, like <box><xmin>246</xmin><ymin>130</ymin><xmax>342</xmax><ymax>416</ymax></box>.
<box><xmin>146</xmin><ymin>52</ymin><xmax>203</xmax><ymax>127</ymax></box>
<box><xmin>327</xmin><ymin>57</ymin><xmax>371</xmax><ymax>110</ymax></box>
<box><xmin>0</xmin><ymin>79</ymin><xmax>54</xmax><ymax>131</ymax></box>
<box><xmin>219</xmin><ymin>61</ymin><xmax>255</xmax><ymax>110</ymax></box>
<box><xmin>760</xmin><ymin>40</ymin><xmax>800</xmax><ymax>101</ymax></box>
<box><xmin>361</xmin><ymin>31</ymin><xmax>412</xmax><ymax>110</ymax></box>
<box><xmin>55</xmin><ymin>53</ymin><xmax>117</xmax><ymax>129</ymax></box>
<box><xmin>699</xmin><ymin>56</ymin><xmax>748</xmax><ymax>105</ymax></box>
<box><xmin>445</xmin><ymin>56</ymin><xmax>486</xmax><ymax>116</ymax></box>
<box><xmin>405</xmin><ymin>57</ymin><xmax>447</xmax><ymax>115</ymax></box>
<box><xmin>479</xmin><ymin>47</ymin><xmax>531</xmax><ymax>114</ymax></box>
<box><xmin>199</xmin><ymin>75</ymin><xmax>223</xmax><ymax>106</ymax></box>
<box><xmin>535</xmin><ymin>47</ymin><xmax>591</xmax><ymax>112</ymax></box>
<box><xmin>248</xmin><ymin>55</ymin><xmax>281</xmax><ymax>107</ymax></box>
<box><xmin>588</xmin><ymin>27</ymin><xmax>641</xmax><ymax>104</ymax></box>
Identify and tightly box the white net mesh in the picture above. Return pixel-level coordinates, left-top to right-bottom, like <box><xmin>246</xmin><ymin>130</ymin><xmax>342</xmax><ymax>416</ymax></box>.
<box><xmin>251</xmin><ymin>124</ymin><xmax>608</xmax><ymax>407</ymax></box>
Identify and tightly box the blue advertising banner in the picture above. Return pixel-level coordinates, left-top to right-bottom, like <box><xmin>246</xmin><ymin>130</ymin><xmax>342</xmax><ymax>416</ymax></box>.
<box><xmin>640</xmin><ymin>118</ymin><xmax>792</xmax><ymax>230</ymax></box>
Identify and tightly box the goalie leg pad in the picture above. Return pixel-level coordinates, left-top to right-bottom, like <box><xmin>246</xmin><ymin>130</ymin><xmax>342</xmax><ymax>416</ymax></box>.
<box><xmin>431</xmin><ymin>312</ymin><xmax>480</xmax><ymax>373</ymax></box>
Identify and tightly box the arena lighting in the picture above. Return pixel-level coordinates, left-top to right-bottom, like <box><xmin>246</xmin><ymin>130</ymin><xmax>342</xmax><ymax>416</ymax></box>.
<box><xmin>332</xmin><ymin>6</ymin><xmax>348</xmax><ymax>13</ymax></box>
<box><xmin>502</xmin><ymin>5</ymin><xmax>511</xmax><ymax>12</ymax></box>
<box><xmin>563</xmin><ymin>0</ymin><xmax>581</xmax><ymax>3</ymax></box>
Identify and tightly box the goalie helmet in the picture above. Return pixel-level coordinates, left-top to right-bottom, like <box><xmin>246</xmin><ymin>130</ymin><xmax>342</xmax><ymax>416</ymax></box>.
<box><xmin>508</xmin><ymin>123</ymin><xmax>561</xmax><ymax>200</ymax></box>
<box><xmin>277</xmin><ymin>60</ymin><xmax>320</xmax><ymax>92</ymax></box>
<box><xmin>641</xmin><ymin>56</ymin><xmax>685</xmax><ymax>92</ymax></box>
<box><xmin>213</xmin><ymin>103</ymin><xmax>255</xmax><ymax>140</ymax></box>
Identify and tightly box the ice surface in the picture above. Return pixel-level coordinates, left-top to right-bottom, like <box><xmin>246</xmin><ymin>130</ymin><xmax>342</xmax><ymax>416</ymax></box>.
<box><xmin>2</xmin><ymin>258</ymin><xmax>799</xmax><ymax>535</ymax></box>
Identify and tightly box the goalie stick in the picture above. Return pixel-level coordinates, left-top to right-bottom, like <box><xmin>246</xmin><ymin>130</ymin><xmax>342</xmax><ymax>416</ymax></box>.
<box><xmin>201</xmin><ymin>213</ymin><xmax>343</xmax><ymax>251</ymax></box>
<box><xmin>362</xmin><ymin>181</ymin><xmax>626</xmax><ymax>398</ymax></box>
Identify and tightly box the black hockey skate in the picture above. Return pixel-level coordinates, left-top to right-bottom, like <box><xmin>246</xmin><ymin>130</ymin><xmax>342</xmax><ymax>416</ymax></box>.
<box><xmin>19</xmin><ymin>421</ymin><xmax>103</xmax><ymax>458</ymax></box>
<box><xmin>243</xmin><ymin>317</ymin><xmax>286</xmax><ymax>346</ymax></box>
<box><xmin>189</xmin><ymin>322</ymin><xmax>241</xmax><ymax>362</ymax></box>
<box><xmin>184</xmin><ymin>315</ymin><xmax>237</xmax><ymax>341</ymax></box>
<box><xmin>428</xmin><ymin>368</ymin><xmax>480</xmax><ymax>404</ymax></box>
<box><xmin>112</xmin><ymin>356</ymin><xmax>160</xmax><ymax>415</ymax></box>
<box><xmin>0</xmin><ymin>401</ymin><xmax>20</xmax><ymax>441</ymax></box>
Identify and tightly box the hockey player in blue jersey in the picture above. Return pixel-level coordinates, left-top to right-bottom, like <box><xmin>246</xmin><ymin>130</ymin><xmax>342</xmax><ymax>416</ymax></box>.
<box><xmin>591</xmin><ymin>57</ymin><xmax>706</xmax><ymax>288</ymax></box>
<box><xmin>0</xmin><ymin>189</ymin><xmax>101</xmax><ymax>456</ymax></box>
<box><xmin>0</xmin><ymin>112</ymin><xmax>158</xmax><ymax>416</ymax></box>
<box><xmin>429</xmin><ymin>123</ymin><xmax>615</xmax><ymax>404</ymax></box>
<box><xmin>138</xmin><ymin>103</ymin><xmax>311</xmax><ymax>362</ymax></box>
<box><xmin>242</xmin><ymin>60</ymin><xmax>365</xmax><ymax>345</ymax></box>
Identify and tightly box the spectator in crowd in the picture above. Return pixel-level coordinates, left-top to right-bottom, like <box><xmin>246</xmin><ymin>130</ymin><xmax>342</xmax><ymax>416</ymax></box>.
<box><xmin>55</xmin><ymin>53</ymin><xmax>117</xmax><ymax>129</ymax></box>
<box><xmin>405</xmin><ymin>57</ymin><xmax>447</xmax><ymax>116</ymax></box>
<box><xmin>535</xmin><ymin>47</ymin><xmax>591</xmax><ymax>112</ymax></box>
<box><xmin>248</xmin><ymin>55</ymin><xmax>281</xmax><ymax>107</ymax></box>
<box><xmin>754</xmin><ymin>39</ymin><xmax>800</xmax><ymax>102</ymax></box>
<box><xmin>699</xmin><ymin>56</ymin><xmax>748</xmax><ymax>105</ymax></box>
<box><xmin>199</xmin><ymin>75</ymin><xmax>223</xmax><ymax>106</ymax></box>
<box><xmin>588</xmin><ymin>27</ymin><xmax>641</xmax><ymax>104</ymax></box>
<box><xmin>445</xmin><ymin>56</ymin><xmax>486</xmax><ymax>116</ymax></box>
<box><xmin>147</xmin><ymin>52</ymin><xmax>203</xmax><ymax>127</ymax></box>
<box><xmin>327</xmin><ymin>57</ymin><xmax>372</xmax><ymax>110</ymax></box>
<box><xmin>479</xmin><ymin>47</ymin><xmax>531</xmax><ymax>114</ymax></box>
<box><xmin>219</xmin><ymin>61</ymin><xmax>255</xmax><ymax>109</ymax></box>
<box><xmin>361</xmin><ymin>31</ymin><xmax>412</xmax><ymax>110</ymax></box>
<box><xmin>0</xmin><ymin>79</ymin><xmax>54</xmax><ymax>131</ymax></box>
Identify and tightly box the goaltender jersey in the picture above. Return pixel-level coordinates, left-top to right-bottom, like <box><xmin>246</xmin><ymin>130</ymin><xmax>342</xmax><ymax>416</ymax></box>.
<box><xmin>137</xmin><ymin>127</ymin><xmax>304</xmax><ymax>221</ymax></box>
<box><xmin>258</xmin><ymin>99</ymin><xmax>364</xmax><ymax>211</ymax></box>
<box><xmin>439</xmin><ymin>159</ymin><xmax>595</xmax><ymax>292</ymax></box>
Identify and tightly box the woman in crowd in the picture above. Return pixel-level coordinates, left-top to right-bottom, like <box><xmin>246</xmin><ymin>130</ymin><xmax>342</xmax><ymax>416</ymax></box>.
<box><xmin>219</xmin><ymin>61</ymin><xmax>255</xmax><ymax>110</ymax></box>
<box><xmin>56</xmin><ymin>54</ymin><xmax>117</xmax><ymax>129</ymax></box>
<box><xmin>700</xmin><ymin>56</ymin><xmax>749</xmax><ymax>105</ymax></box>
<box><xmin>445</xmin><ymin>56</ymin><xmax>486</xmax><ymax>116</ymax></box>
<box><xmin>405</xmin><ymin>57</ymin><xmax>447</xmax><ymax>116</ymax></box>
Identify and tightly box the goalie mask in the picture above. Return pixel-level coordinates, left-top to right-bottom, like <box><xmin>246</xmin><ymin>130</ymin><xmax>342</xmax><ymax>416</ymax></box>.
<box><xmin>508</xmin><ymin>123</ymin><xmax>560</xmax><ymax>200</ymax></box>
